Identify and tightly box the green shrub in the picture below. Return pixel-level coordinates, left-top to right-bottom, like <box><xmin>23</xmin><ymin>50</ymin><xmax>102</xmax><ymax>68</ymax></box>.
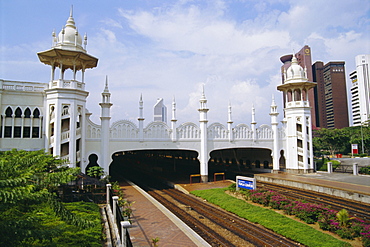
<box><xmin>360</xmin><ymin>166</ymin><xmax>370</xmax><ymax>175</ymax></box>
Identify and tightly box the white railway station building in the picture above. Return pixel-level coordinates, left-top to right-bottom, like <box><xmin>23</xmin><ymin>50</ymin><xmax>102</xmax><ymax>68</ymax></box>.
<box><xmin>0</xmin><ymin>11</ymin><xmax>316</xmax><ymax>182</ymax></box>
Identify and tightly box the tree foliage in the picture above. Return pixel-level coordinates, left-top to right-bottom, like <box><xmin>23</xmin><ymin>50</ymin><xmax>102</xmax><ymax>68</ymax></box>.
<box><xmin>0</xmin><ymin>149</ymin><xmax>94</xmax><ymax>246</ymax></box>
<box><xmin>313</xmin><ymin>126</ymin><xmax>370</xmax><ymax>156</ymax></box>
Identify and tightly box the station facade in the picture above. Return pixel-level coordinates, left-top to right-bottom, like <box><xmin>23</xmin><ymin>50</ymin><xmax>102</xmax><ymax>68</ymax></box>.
<box><xmin>0</xmin><ymin>11</ymin><xmax>316</xmax><ymax>182</ymax></box>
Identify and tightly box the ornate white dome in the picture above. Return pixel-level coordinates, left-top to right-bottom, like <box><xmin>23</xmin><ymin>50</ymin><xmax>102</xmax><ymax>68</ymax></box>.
<box><xmin>285</xmin><ymin>54</ymin><xmax>308</xmax><ymax>83</ymax></box>
<box><xmin>54</xmin><ymin>9</ymin><xmax>86</xmax><ymax>52</ymax></box>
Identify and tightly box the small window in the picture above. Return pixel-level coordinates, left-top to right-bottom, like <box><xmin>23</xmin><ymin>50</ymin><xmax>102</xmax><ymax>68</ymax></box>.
<box><xmin>297</xmin><ymin>139</ymin><xmax>303</xmax><ymax>148</ymax></box>
<box><xmin>296</xmin><ymin>124</ymin><xmax>302</xmax><ymax>132</ymax></box>
<box><xmin>4</xmin><ymin>126</ymin><xmax>12</xmax><ymax>138</ymax></box>
<box><xmin>23</xmin><ymin>127</ymin><xmax>31</xmax><ymax>138</ymax></box>
<box><xmin>32</xmin><ymin>127</ymin><xmax>39</xmax><ymax>138</ymax></box>
<box><xmin>298</xmin><ymin>155</ymin><xmax>303</xmax><ymax>162</ymax></box>
<box><xmin>14</xmin><ymin>126</ymin><xmax>21</xmax><ymax>138</ymax></box>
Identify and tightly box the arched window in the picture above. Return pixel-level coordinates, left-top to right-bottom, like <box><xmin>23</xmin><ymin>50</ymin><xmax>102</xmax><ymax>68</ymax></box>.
<box><xmin>294</xmin><ymin>89</ymin><xmax>301</xmax><ymax>101</ymax></box>
<box><xmin>15</xmin><ymin>107</ymin><xmax>22</xmax><ymax>118</ymax></box>
<box><xmin>24</xmin><ymin>108</ymin><xmax>31</xmax><ymax>118</ymax></box>
<box><xmin>5</xmin><ymin>107</ymin><xmax>12</xmax><ymax>117</ymax></box>
<box><xmin>33</xmin><ymin>108</ymin><xmax>40</xmax><ymax>118</ymax></box>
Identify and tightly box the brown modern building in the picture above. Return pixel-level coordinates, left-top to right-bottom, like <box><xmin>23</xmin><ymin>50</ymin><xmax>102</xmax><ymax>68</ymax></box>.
<box><xmin>312</xmin><ymin>61</ymin><xmax>349</xmax><ymax>129</ymax></box>
<box><xmin>280</xmin><ymin>45</ymin><xmax>317</xmax><ymax>128</ymax></box>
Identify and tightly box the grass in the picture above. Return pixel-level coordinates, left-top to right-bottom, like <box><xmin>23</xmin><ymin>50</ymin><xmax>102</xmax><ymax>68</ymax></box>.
<box><xmin>191</xmin><ymin>188</ymin><xmax>350</xmax><ymax>247</ymax></box>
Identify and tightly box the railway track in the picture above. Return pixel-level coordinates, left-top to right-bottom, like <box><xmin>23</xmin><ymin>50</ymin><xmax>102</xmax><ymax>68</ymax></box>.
<box><xmin>258</xmin><ymin>181</ymin><xmax>370</xmax><ymax>222</ymax></box>
<box><xmin>133</xmin><ymin>177</ymin><xmax>300</xmax><ymax>247</ymax></box>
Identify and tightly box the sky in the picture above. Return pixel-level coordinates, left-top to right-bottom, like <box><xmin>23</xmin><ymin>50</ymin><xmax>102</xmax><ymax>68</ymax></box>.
<box><xmin>1</xmin><ymin>0</ymin><xmax>369</xmax><ymax>126</ymax></box>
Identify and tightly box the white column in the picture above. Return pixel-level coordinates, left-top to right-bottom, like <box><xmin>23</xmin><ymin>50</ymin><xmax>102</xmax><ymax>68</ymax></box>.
<box><xmin>69</xmin><ymin>102</ymin><xmax>77</xmax><ymax>167</ymax></box>
<box><xmin>20</xmin><ymin>115</ymin><xmax>24</xmax><ymax>138</ymax></box>
<box><xmin>38</xmin><ymin>116</ymin><xmax>43</xmax><ymax>138</ymax></box>
<box><xmin>54</xmin><ymin>102</ymin><xmax>62</xmax><ymax>157</ymax></box>
<box><xmin>302</xmin><ymin>114</ymin><xmax>308</xmax><ymax>172</ymax></box>
<box><xmin>308</xmin><ymin>115</ymin><xmax>314</xmax><ymax>170</ymax></box>
<box><xmin>1</xmin><ymin>115</ymin><xmax>5</xmax><ymax>138</ymax></box>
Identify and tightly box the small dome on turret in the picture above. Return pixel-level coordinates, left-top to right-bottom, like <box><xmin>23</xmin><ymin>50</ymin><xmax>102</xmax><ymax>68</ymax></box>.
<box><xmin>285</xmin><ymin>54</ymin><xmax>307</xmax><ymax>83</ymax></box>
<box><xmin>54</xmin><ymin>7</ymin><xmax>85</xmax><ymax>52</ymax></box>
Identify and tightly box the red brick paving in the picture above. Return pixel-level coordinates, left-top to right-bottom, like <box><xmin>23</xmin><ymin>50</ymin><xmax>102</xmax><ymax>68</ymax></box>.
<box><xmin>119</xmin><ymin>181</ymin><xmax>199</xmax><ymax>247</ymax></box>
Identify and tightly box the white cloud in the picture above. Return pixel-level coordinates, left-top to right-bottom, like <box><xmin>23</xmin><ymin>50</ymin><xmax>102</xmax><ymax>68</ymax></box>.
<box><xmin>1</xmin><ymin>0</ymin><xmax>369</xmax><ymax>127</ymax></box>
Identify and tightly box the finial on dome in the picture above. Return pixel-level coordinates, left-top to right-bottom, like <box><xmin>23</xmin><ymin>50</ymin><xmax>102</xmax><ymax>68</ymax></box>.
<box><xmin>291</xmin><ymin>53</ymin><xmax>298</xmax><ymax>64</ymax></box>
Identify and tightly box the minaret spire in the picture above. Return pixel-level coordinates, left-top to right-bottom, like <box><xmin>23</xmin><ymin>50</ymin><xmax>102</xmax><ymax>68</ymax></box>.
<box><xmin>138</xmin><ymin>94</ymin><xmax>144</xmax><ymax>141</ymax></box>
<box><xmin>227</xmin><ymin>101</ymin><xmax>233</xmax><ymax>142</ymax></box>
<box><xmin>70</xmin><ymin>5</ymin><xmax>73</xmax><ymax>17</ymax></box>
<box><xmin>171</xmin><ymin>96</ymin><xmax>177</xmax><ymax>141</ymax></box>
<box><xmin>198</xmin><ymin>84</ymin><xmax>209</xmax><ymax>182</ymax></box>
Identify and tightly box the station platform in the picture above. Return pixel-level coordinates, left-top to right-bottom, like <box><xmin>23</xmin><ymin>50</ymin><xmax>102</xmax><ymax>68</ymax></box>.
<box><xmin>119</xmin><ymin>180</ymin><xmax>211</xmax><ymax>247</ymax></box>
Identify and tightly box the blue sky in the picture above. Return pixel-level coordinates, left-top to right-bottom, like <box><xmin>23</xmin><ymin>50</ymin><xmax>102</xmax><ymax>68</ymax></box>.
<box><xmin>1</xmin><ymin>0</ymin><xmax>369</xmax><ymax>126</ymax></box>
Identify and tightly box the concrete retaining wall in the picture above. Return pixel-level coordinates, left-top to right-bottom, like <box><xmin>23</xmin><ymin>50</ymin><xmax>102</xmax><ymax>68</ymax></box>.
<box><xmin>255</xmin><ymin>175</ymin><xmax>370</xmax><ymax>204</ymax></box>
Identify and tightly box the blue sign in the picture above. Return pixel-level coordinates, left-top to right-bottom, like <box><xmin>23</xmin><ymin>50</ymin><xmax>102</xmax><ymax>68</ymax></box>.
<box><xmin>236</xmin><ymin>176</ymin><xmax>256</xmax><ymax>190</ymax></box>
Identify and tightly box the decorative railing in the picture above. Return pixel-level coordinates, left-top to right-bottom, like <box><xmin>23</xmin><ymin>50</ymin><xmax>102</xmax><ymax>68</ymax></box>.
<box><xmin>107</xmin><ymin>185</ymin><xmax>133</xmax><ymax>247</ymax></box>
<box><xmin>1</xmin><ymin>81</ymin><xmax>46</xmax><ymax>92</ymax></box>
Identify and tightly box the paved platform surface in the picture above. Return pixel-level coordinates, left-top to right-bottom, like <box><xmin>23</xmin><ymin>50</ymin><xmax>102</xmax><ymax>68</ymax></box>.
<box><xmin>256</xmin><ymin>172</ymin><xmax>370</xmax><ymax>195</ymax></box>
<box><xmin>119</xmin><ymin>180</ymin><xmax>210</xmax><ymax>247</ymax></box>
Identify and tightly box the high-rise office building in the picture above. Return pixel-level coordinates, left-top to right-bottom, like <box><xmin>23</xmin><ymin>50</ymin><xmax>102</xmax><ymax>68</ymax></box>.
<box><xmin>280</xmin><ymin>45</ymin><xmax>316</xmax><ymax>128</ymax></box>
<box><xmin>153</xmin><ymin>98</ymin><xmax>167</xmax><ymax>123</ymax></box>
<box><xmin>312</xmin><ymin>61</ymin><xmax>349</xmax><ymax>129</ymax></box>
<box><xmin>351</xmin><ymin>54</ymin><xmax>370</xmax><ymax>126</ymax></box>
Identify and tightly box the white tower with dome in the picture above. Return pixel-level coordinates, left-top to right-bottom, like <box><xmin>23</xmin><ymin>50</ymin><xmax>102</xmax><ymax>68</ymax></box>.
<box><xmin>278</xmin><ymin>55</ymin><xmax>316</xmax><ymax>173</ymax></box>
<box><xmin>37</xmin><ymin>7</ymin><xmax>98</xmax><ymax>168</ymax></box>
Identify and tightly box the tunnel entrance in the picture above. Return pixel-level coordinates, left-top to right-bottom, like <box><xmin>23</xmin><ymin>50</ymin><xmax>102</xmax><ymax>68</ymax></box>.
<box><xmin>209</xmin><ymin>148</ymin><xmax>272</xmax><ymax>178</ymax></box>
<box><xmin>109</xmin><ymin>150</ymin><xmax>200</xmax><ymax>182</ymax></box>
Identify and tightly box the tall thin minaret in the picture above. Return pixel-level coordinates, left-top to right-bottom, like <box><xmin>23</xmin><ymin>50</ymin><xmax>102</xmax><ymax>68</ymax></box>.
<box><xmin>171</xmin><ymin>96</ymin><xmax>177</xmax><ymax>142</ymax></box>
<box><xmin>38</xmin><ymin>8</ymin><xmax>98</xmax><ymax>169</ymax></box>
<box><xmin>251</xmin><ymin>105</ymin><xmax>257</xmax><ymax>141</ymax></box>
<box><xmin>277</xmin><ymin>54</ymin><xmax>316</xmax><ymax>173</ymax></box>
<box><xmin>198</xmin><ymin>85</ymin><xmax>209</xmax><ymax>183</ymax></box>
<box><xmin>227</xmin><ymin>102</ymin><xmax>233</xmax><ymax>142</ymax></box>
<box><xmin>270</xmin><ymin>95</ymin><xmax>280</xmax><ymax>172</ymax></box>
<box><xmin>99</xmin><ymin>76</ymin><xmax>112</xmax><ymax>173</ymax></box>
<box><xmin>138</xmin><ymin>94</ymin><xmax>144</xmax><ymax>141</ymax></box>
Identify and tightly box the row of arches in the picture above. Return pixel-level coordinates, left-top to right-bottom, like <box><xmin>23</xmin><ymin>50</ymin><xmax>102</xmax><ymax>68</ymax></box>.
<box><xmin>1</xmin><ymin>106</ymin><xmax>42</xmax><ymax>138</ymax></box>
<box><xmin>4</xmin><ymin>106</ymin><xmax>41</xmax><ymax>118</ymax></box>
